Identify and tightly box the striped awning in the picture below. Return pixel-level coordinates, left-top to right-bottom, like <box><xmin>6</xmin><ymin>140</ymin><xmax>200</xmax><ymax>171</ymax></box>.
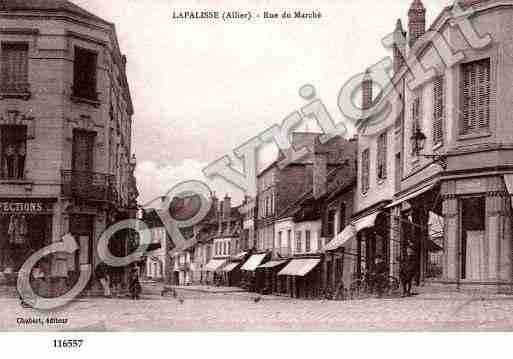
<box><xmin>278</xmin><ymin>258</ymin><xmax>320</xmax><ymax>277</ymax></box>
<box><xmin>504</xmin><ymin>175</ymin><xmax>513</xmax><ymax>208</ymax></box>
<box><xmin>221</xmin><ymin>262</ymin><xmax>240</xmax><ymax>273</ymax></box>
<box><xmin>324</xmin><ymin>225</ymin><xmax>356</xmax><ymax>252</ymax></box>
<box><xmin>204</xmin><ymin>259</ymin><xmax>227</xmax><ymax>272</ymax></box>
<box><xmin>386</xmin><ymin>183</ymin><xmax>437</xmax><ymax>209</ymax></box>
<box><xmin>353</xmin><ymin>212</ymin><xmax>380</xmax><ymax>232</ymax></box>
<box><xmin>241</xmin><ymin>254</ymin><xmax>267</xmax><ymax>271</ymax></box>
<box><xmin>258</xmin><ymin>260</ymin><xmax>288</xmax><ymax>269</ymax></box>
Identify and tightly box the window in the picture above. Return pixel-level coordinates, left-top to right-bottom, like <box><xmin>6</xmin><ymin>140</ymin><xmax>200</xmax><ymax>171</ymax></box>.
<box><xmin>1</xmin><ymin>42</ymin><xmax>29</xmax><ymax>94</ymax></box>
<box><xmin>228</xmin><ymin>242</ymin><xmax>231</xmax><ymax>255</ymax></box>
<box><xmin>287</xmin><ymin>230</ymin><xmax>292</xmax><ymax>250</ymax></box>
<box><xmin>295</xmin><ymin>231</ymin><xmax>302</xmax><ymax>253</ymax></box>
<box><xmin>338</xmin><ymin>203</ymin><xmax>346</xmax><ymax>234</ymax></box>
<box><xmin>361</xmin><ymin>149</ymin><xmax>370</xmax><ymax>193</ymax></box>
<box><xmin>377</xmin><ymin>132</ymin><xmax>387</xmax><ymax>180</ymax></box>
<box><xmin>433</xmin><ymin>76</ymin><xmax>444</xmax><ymax>145</ymax></box>
<box><xmin>326</xmin><ymin>210</ymin><xmax>336</xmax><ymax>238</ymax></box>
<box><xmin>278</xmin><ymin>231</ymin><xmax>282</xmax><ymax>249</ymax></box>
<box><xmin>72</xmin><ymin>129</ymin><xmax>95</xmax><ymax>172</ymax></box>
<box><xmin>317</xmin><ymin>231</ymin><xmax>323</xmax><ymax>252</ymax></box>
<box><xmin>461</xmin><ymin>58</ymin><xmax>490</xmax><ymax>135</ymax></box>
<box><xmin>305</xmin><ymin>230</ymin><xmax>311</xmax><ymax>253</ymax></box>
<box><xmin>411</xmin><ymin>96</ymin><xmax>421</xmax><ymax>155</ymax></box>
<box><xmin>73</xmin><ymin>47</ymin><xmax>98</xmax><ymax>101</ymax></box>
<box><xmin>1</xmin><ymin>125</ymin><xmax>27</xmax><ymax>179</ymax></box>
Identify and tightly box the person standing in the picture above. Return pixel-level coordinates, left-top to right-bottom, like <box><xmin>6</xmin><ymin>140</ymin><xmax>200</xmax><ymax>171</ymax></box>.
<box><xmin>399</xmin><ymin>247</ymin><xmax>417</xmax><ymax>297</ymax></box>
<box><xmin>95</xmin><ymin>262</ymin><xmax>112</xmax><ymax>298</ymax></box>
<box><xmin>129</xmin><ymin>267</ymin><xmax>142</xmax><ymax>300</ymax></box>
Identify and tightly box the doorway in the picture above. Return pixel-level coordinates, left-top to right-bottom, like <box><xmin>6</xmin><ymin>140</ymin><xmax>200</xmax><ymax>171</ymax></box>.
<box><xmin>460</xmin><ymin>197</ymin><xmax>486</xmax><ymax>281</ymax></box>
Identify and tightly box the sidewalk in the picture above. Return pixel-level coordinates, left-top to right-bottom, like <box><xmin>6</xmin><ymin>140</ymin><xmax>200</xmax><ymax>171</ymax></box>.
<box><xmin>166</xmin><ymin>285</ymin><xmax>246</xmax><ymax>294</ymax></box>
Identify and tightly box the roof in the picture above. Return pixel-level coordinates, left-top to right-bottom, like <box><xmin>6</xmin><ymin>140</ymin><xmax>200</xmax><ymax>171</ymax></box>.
<box><xmin>0</xmin><ymin>0</ymin><xmax>109</xmax><ymax>24</ymax></box>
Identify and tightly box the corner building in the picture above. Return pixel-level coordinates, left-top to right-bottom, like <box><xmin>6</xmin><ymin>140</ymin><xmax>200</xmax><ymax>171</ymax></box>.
<box><xmin>0</xmin><ymin>0</ymin><xmax>137</xmax><ymax>295</ymax></box>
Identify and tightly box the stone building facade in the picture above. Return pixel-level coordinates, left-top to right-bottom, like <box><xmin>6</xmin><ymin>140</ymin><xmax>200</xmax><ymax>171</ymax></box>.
<box><xmin>0</xmin><ymin>0</ymin><xmax>137</xmax><ymax>294</ymax></box>
<box><xmin>353</xmin><ymin>0</ymin><xmax>513</xmax><ymax>293</ymax></box>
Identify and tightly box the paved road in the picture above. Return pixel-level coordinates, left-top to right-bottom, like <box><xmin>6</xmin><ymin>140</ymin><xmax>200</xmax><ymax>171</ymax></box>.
<box><xmin>2</xmin><ymin>283</ymin><xmax>513</xmax><ymax>331</ymax></box>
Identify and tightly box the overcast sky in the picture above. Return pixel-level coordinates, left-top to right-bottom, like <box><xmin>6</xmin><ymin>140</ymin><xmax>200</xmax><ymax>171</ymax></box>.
<box><xmin>74</xmin><ymin>0</ymin><xmax>453</xmax><ymax>206</ymax></box>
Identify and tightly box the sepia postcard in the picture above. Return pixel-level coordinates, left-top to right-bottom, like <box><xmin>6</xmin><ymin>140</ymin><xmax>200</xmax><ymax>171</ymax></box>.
<box><xmin>2</xmin><ymin>1</ymin><xmax>513</xmax><ymax>351</ymax></box>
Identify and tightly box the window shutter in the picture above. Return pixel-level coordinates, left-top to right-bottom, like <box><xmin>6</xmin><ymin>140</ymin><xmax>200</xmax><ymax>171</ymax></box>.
<box><xmin>411</xmin><ymin>97</ymin><xmax>421</xmax><ymax>154</ymax></box>
<box><xmin>433</xmin><ymin>76</ymin><xmax>444</xmax><ymax>144</ymax></box>
<box><xmin>362</xmin><ymin>149</ymin><xmax>370</xmax><ymax>193</ymax></box>
<box><xmin>461</xmin><ymin>58</ymin><xmax>490</xmax><ymax>134</ymax></box>
<box><xmin>377</xmin><ymin>132</ymin><xmax>387</xmax><ymax>179</ymax></box>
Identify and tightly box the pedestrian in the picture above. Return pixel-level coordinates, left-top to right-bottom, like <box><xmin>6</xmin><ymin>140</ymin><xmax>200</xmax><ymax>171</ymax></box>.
<box><xmin>372</xmin><ymin>255</ymin><xmax>388</xmax><ymax>297</ymax></box>
<box><xmin>399</xmin><ymin>247</ymin><xmax>417</xmax><ymax>297</ymax></box>
<box><xmin>95</xmin><ymin>262</ymin><xmax>112</xmax><ymax>298</ymax></box>
<box><xmin>129</xmin><ymin>267</ymin><xmax>142</xmax><ymax>300</ymax></box>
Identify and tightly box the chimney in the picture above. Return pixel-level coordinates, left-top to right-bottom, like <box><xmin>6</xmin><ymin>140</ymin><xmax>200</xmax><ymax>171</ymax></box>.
<box><xmin>393</xmin><ymin>19</ymin><xmax>407</xmax><ymax>74</ymax></box>
<box><xmin>223</xmin><ymin>195</ymin><xmax>231</xmax><ymax>220</ymax></box>
<box><xmin>313</xmin><ymin>147</ymin><xmax>328</xmax><ymax>200</ymax></box>
<box><xmin>211</xmin><ymin>193</ymin><xmax>219</xmax><ymax>218</ymax></box>
<box><xmin>361</xmin><ymin>69</ymin><xmax>373</xmax><ymax>111</ymax></box>
<box><xmin>408</xmin><ymin>0</ymin><xmax>426</xmax><ymax>48</ymax></box>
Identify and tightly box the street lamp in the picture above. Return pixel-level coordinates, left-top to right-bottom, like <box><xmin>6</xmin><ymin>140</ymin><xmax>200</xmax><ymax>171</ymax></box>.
<box><xmin>411</xmin><ymin>129</ymin><xmax>447</xmax><ymax>170</ymax></box>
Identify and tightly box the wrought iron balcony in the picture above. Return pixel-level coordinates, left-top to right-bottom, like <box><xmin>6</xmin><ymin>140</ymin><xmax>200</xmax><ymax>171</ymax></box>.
<box><xmin>61</xmin><ymin>170</ymin><xmax>116</xmax><ymax>203</ymax></box>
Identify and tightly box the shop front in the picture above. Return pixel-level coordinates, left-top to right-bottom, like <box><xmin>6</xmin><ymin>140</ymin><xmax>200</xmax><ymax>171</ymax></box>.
<box><xmin>0</xmin><ymin>199</ymin><xmax>55</xmax><ymax>284</ymax></box>
<box><xmin>277</xmin><ymin>257</ymin><xmax>321</xmax><ymax>298</ymax></box>
<box><xmin>439</xmin><ymin>176</ymin><xmax>513</xmax><ymax>293</ymax></box>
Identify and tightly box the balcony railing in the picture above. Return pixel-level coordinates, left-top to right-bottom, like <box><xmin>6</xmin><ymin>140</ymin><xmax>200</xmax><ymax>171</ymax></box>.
<box><xmin>61</xmin><ymin>170</ymin><xmax>116</xmax><ymax>202</ymax></box>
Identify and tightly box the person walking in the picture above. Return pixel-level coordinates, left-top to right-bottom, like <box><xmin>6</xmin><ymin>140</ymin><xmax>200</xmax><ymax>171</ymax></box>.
<box><xmin>129</xmin><ymin>267</ymin><xmax>142</xmax><ymax>300</ymax></box>
<box><xmin>95</xmin><ymin>262</ymin><xmax>112</xmax><ymax>298</ymax></box>
<box><xmin>399</xmin><ymin>247</ymin><xmax>417</xmax><ymax>297</ymax></box>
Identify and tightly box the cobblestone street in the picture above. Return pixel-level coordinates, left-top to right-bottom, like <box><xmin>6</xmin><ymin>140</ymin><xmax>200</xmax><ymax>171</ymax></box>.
<box><xmin>2</xmin><ymin>283</ymin><xmax>513</xmax><ymax>331</ymax></box>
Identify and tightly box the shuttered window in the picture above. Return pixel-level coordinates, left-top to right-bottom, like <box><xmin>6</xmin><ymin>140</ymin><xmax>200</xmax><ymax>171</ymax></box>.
<box><xmin>433</xmin><ymin>76</ymin><xmax>444</xmax><ymax>145</ymax></box>
<box><xmin>305</xmin><ymin>230</ymin><xmax>311</xmax><ymax>253</ymax></box>
<box><xmin>1</xmin><ymin>43</ymin><xmax>29</xmax><ymax>93</ymax></box>
<box><xmin>411</xmin><ymin>96</ymin><xmax>421</xmax><ymax>155</ymax></box>
<box><xmin>295</xmin><ymin>231</ymin><xmax>302</xmax><ymax>253</ymax></box>
<box><xmin>377</xmin><ymin>132</ymin><xmax>387</xmax><ymax>180</ymax></box>
<box><xmin>361</xmin><ymin>149</ymin><xmax>370</xmax><ymax>194</ymax></box>
<box><xmin>461</xmin><ymin>58</ymin><xmax>490</xmax><ymax>134</ymax></box>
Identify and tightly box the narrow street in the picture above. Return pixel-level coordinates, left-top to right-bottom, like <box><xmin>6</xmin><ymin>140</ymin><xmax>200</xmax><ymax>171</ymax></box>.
<box><xmin>2</xmin><ymin>283</ymin><xmax>513</xmax><ymax>331</ymax></box>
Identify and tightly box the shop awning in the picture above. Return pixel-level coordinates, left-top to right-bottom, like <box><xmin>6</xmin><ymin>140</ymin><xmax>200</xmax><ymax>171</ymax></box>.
<box><xmin>258</xmin><ymin>260</ymin><xmax>288</xmax><ymax>269</ymax></box>
<box><xmin>278</xmin><ymin>258</ymin><xmax>321</xmax><ymax>277</ymax></box>
<box><xmin>324</xmin><ymin>225</ymin><xmax>356</xmax><ymax>252</ymax></box>
<box><xmin>205</xmin><ymin>259</ymin><xmax>227</xmax><ymax>272</ymax></box>
<box><xmin>353</xmin><ymin>212</ymin><xmax>380</xmax><ymax>232</ymax></box>
<box><xmin>386</xmin><ymin>183</ymin><xmax>437</xmax><ymax>209</ymax></box>
<box><xmin>504</xmin><ymin>175</ymin><xmax>513</xmax><ymax>208</ymax></box>
<box><xmin>220</xmin><ymin>262</ymin><xmax>240</xmax><ymax>273</ymax></box>
<box><xmin>232</xmin><ymin>251</ymin><xmax>248</xmax><ymax>261</ymax></box>
<box><xmin>241</xmin><ymin>254</ymin><xmax>267</xmax><ymax>271</ymax></box>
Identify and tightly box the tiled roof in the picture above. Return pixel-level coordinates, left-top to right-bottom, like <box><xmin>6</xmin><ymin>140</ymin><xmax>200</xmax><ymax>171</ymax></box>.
<box><xmin>0</xmin><ymin>0</ymin><xmax>108</xmax><ymax>24</ymax></box>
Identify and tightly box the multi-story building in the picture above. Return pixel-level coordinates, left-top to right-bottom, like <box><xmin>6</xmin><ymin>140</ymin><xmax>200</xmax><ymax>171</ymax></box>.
<box><xmin>0</xmin><ymin>0</ymin><xmax>137</xmax><ymax>294</ymax></box>
<box><xmin>272</xmin><ymin>138</ymin><xmax>357</xmax><ymax>298</ymax></box>
<box><xmin>351</xmin><ymin>0</ymin><xmax>513</xmax><ymax>293</ymax></box>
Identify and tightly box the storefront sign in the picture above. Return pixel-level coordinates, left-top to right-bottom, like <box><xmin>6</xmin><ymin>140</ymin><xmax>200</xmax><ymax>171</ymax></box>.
<box><xmin>0</xmin><ymin>200</ymin><xmax>53</xmax><ymax>214</ymax></box>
